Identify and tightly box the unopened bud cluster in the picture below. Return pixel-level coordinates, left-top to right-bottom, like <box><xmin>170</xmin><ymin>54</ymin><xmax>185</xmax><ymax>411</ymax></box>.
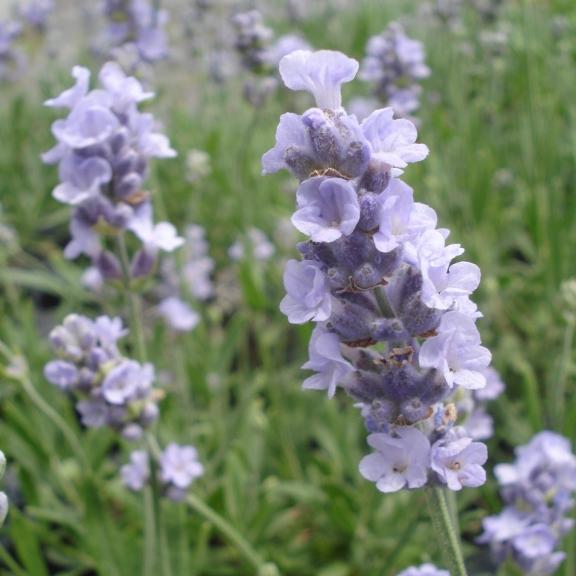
<box><xmin>264</xmin><ymin>49</ymin><xmax>492</xmax><ymax>493</ymax></box>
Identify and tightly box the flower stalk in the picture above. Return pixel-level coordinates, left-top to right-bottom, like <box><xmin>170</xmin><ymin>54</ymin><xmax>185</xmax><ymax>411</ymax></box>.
<box><xmin>425</xmin><ymin>486</ymin><xmax>468</xmax><ymax>576</ymax></box>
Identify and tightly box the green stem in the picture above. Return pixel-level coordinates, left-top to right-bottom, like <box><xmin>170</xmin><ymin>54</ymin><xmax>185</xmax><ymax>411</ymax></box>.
<box><xmin>425</xmin><ymin>486</ymin><xmax>468</xmax><ymax>576</ymax></box>
<box><xmin>553</xmin><ymin>318</ymin><xmax>574</xmax><ymax>428</ymax></box>
<box><xmin>185</xmin><ymin>492</ymin><xmax>267</xmax><ymax>572</ymax></box>
<box><xmin>116</xmin><ymin>234</ymin><xmax>147</xmax><ymax>363</ymax></box>
<box><xmin>116</xmin><ymin>236</ymin><xmax>167</xmax><ymax>576</ymax></box>
<box><xmin>143</xmin><ymin>486</ymin><xmax>157</xmax><ymax>576</ymax></box>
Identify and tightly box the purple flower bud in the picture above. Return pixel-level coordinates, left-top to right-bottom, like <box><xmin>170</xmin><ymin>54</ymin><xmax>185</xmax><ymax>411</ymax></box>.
<box><xmin>95</xmin><ymin>250</ymin><xmax>123</xmax><ymax>281</ymax></box>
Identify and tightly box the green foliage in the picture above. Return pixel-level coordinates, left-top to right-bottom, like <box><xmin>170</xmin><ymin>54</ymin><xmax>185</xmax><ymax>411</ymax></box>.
<box><xmin>0</xmin><ymin>1</ymin><xmax>575</xmax><ymax>574</ymax></box>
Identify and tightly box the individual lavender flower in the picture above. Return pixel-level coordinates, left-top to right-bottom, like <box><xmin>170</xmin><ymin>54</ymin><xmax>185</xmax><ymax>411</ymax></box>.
<box><xmin>301</xmin><ymin>325</ymin><xmax>354</xmax><ymax>398</ymax></box>
<box><xmin>122</xmin><ymin>443</ymin><xmax>204</xmax><ymax>501</ymax></box>
<box><xmin>44</xmin><ymin>314</ymin><xmax>161</xmax><ymax>438</ymax></box>
<box><xmin>157</xmin><ymin>296</ymin><xmax>200</xmax><ymax>332</ymax></box>
<box><xmin>43</xmin><ymin>63</ymin><xmax>181</xmax><ymax>280</ymax></box>
<box><xmin>358</xmin><ymin>23</ymin><xmax>430</xmax><ymax>118</ymax></box>
<box><xmin>397</xmin><ymin>564</ymin><xmax>450</xmax><ymax>576</ymax></box>
<box><xmin>101</xmin><ymin>0</ymin><xmax>169</xmax><ymax>65</ymax></box>
<box><xmin>430</xmin><ymin>427</ymin><xmax>487</xmax><ymax>490</ymax></box>
<box><xmin>478</xmin><ymin>431</ymin><xmax>576</xmax><ymax>575</ymax></box>
<box><xmin>264</xmin><ymin>49</ymin><xmax>492</xmax><ymax>494</ymax></box>
<box><xmin>359</xmin><ymin>427</ymin><xmax>430</xmax><ymax>492</ymax></box>
<box><xmin>121</xmin><ymin>449</ymin><xmax>150</xmax><ymax>490</ymax></box>
<box><xmin>160</xmin><ymin>443</ymin><xmax>204</xmax><ymax>500</ymax></box>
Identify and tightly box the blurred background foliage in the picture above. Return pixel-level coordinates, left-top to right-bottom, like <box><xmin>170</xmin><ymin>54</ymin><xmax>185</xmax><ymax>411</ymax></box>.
<box><xmin>0</xmin><ymin>0</ymin><xmax>576</xmax><ymax>574</ymax></box>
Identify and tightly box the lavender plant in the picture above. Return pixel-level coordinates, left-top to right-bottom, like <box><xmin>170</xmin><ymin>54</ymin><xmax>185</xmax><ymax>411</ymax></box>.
<box><xmin>44</xmin><ymin>314</ymin><xmax>161</xmax><ymax>438</ymax></box>
<box><xmin>42</xmin><ymin>62</ymin><xmax>182</xmax><ymax>281</ymax></box>
<box><xmin>232</xmin><ymin>9</ymin><xmax>310</xmax><ymax>107</ymax></box>
<box><xmin>263</xmin><ymin>48</ymin><xmax>492</xmax><ymax>575</ymax></box>
<box><xmin>100</xmin><ymin>0</ymin><xmax>168</xmax><ymax>67</ymax></box>
<box><xmin>39</xmin><ymin>62</ymin><xmax>278</xmax><ymax>576</ymax></box>
<box><xmin>355</xmin><ymin>23</ymin><xmax>430</xmax><ymax>119</ymax></box>
<box><xmin>478</xmin><ymin>431</ymin><xmax>576</xmax><ymax>575</ymax></box>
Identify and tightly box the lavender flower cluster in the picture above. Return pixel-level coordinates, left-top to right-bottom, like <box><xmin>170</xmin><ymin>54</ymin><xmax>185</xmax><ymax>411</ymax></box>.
<box><xmin>42</xmin><ymin>62</ymin><xmax>182</xmax><ymax>282</ymax></box>
<box><xmin>44</xmin><ymin>314</ymin><xmax>161</xmax><ymax>439</ymax></box>
<box><xmin>121</xmin><ymin>444</ymin><xmax>204</xmax><ymax>500</ymax></box>
<box><xmin>101</xmin><ymin>0</ymin><xmax>168</xmax><ymax>66</ymax></box>
<box><xmin>0</xmin><ymin>0</ymin><xmax>54</xmax><ymax>82</ymax></box>
<box><xmin>479</xmin><ymin>431</ymin><xmax>576</xmax><ymax>575</ymax></box>
<box><xmin>263</xmin><ymin>49</ymin><xmax>491</xmax><ymax>493</ymax></box>
<box><xmin>231</xmin><ymin>9</ymin><xmax>310</xmax><ymax>106</ymax></box>
<box><xmin>356</xmin><ymin>23</ymin><xmax>430</xmax><ymax>119</ymax></box>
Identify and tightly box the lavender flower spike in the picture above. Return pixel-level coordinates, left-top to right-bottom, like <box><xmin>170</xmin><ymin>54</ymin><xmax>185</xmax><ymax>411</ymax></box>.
<box><xmin>44</xmin><ymin>62</ymin><xmax>181</xmax><ymax>281</ymax></box>
<box><xmin>479</xmin><ymin>431</ymin><xmax>576</xmax><ymax>575</ymax></box>
<box><xmin>265</xmin><ymin>48</ymin><xmax>493</xmax><ymax>496</ymax></box>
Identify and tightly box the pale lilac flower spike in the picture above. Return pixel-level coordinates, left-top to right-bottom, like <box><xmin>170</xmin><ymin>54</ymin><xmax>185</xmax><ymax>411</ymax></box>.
<box><xmin>265</xmin><ymin>49</ymin><xmax>492</xmax><ymax>495</ymax></box>
<box><xmin>279</xmin><ymin>49</ymin><xmax>359</xmax><ymax>109</ymax></box>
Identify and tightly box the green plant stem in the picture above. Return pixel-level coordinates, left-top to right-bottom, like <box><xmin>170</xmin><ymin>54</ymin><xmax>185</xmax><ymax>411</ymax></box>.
<box><xmin>116</xmin><ymin>235</ymin><xmax>168</xmax><ymax>576</ymax></box>
<box><xmin>425</xmin><ymin>486</ymin><xmax>468</xmax><ymax>576</ymax></box>
<box><xmin>185</xmin><ymin>492</ymin><xmax>267</xmax><ymax>572</ymax></box>
<box><xmin>554</xmin><ymin>317</ymin><xmax>574</xmax><ymax>428</ymax></box>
